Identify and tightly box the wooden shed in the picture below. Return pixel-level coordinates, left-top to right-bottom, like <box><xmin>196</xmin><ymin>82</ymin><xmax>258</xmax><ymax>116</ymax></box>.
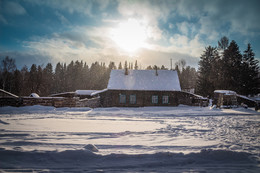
<box><xmin>213</xmin><ymin>90</ymin><xmax>238</xmax><ymax>108</ymax></box>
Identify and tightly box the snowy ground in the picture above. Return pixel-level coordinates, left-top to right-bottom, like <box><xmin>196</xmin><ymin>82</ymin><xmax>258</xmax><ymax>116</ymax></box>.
<box><xmin>0</xmin><ymin>105</ymin><xmax>259</xmax><ymax>172</ymax></box>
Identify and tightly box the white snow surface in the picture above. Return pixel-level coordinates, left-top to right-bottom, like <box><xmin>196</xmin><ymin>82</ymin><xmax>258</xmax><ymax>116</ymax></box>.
<box><xmin>107</xmin><ymin>69</ymin><xmax>181</xmax><ymax>91</ymax></box>
<box><xmin>0</xmin><ymin>105</ymin><xmax>259</xmax><ymax>172</ymax></box>
<box><xmin>75</xmin><ymin>90</ymin><xmax>98</xmax><ymax>95</ymax></box>
<box><xmin>214</xmin><ymin>90</ymin><xmax>237</xmax><ymax>95</ymax></box>
<box><xmin>29</xmin><ymin>93</ymin><xmax>40</xmax><ymax>98</ymax></box>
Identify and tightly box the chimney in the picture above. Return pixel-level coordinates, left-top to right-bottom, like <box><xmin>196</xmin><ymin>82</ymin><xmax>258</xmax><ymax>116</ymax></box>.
<box><xmin>125</xmin><ymin>67</ymin><xmax>128</xmax><ymax>75</ymax></box>
<box><xmin>155</xmin><ymin>66</ymin><xmax>158</xmax><ymax>76</ymax></box>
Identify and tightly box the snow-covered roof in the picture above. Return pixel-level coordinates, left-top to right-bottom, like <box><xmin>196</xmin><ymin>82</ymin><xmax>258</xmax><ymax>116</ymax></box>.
<box><xmin>0</xmin><ymin>89</ymin><xmax>19</xmax><ymax>98</ymax></box>
<box><xmin>107</xmin><ymin>69</ymin><xmax>181</xmax><ymax>91</ymax></box>
<box><xmin>75</xmin><ymin>90</ymin><xmax>98</xmax><ymax>96</ymax></box>
<box><xmin>214</xmin><ymin>90</ymin><xmax>237</xmax><ymax>95</ymax></box>
<box><xmin>50</xmin><ymin>92</ymin><xmax>75</xmax><ymax>97</ymax></box>
<box><xmin>237</xmin><ymin>94</ymin><xmax>255</xmax><ymax>102</ymax></box>
<box><xmin>29</xmin><ymin>93</ymin><xmax>40</xmax><ymax>98</ymax></box>
<box><xmin>91</xmin><ymin>89</ymin><xmax>108</xmax><ymax>96</ymax></box>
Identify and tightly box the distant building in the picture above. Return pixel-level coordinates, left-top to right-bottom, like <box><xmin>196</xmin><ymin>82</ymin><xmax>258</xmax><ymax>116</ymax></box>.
<box><xmin>213</xmin><ymin>90</ymin><xmax>256</xmax><ymax>108</ymax></box>
<box><xmin>214</xmin><ymin>90</ymin><xmax>238</xmax><ymax>108</ymax></box>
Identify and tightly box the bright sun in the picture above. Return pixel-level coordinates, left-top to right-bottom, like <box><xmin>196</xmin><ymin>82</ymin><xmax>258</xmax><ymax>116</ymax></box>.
<box><xmin>110</xmin><ymin>19</ymin><xmax>147</xmax><ymax>53</ymax></box>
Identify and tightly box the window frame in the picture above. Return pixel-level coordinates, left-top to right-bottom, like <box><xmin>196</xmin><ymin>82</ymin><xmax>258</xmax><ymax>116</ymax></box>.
<box><xmin>162</xmin><ymin>95</ymin><xmax>169</xmax><ymax>104</ymax></box>
<box><xmin>129</xmin><ymin>94</ymin><xmax>136</xmax><ymax>104</ymax></box>
<box><xmin>119</xmin><ymin>94</ymin><xmax>126</xmax><ymax>104</ymax></box>
<box><xmin>152</xmin><ymin>95</ymin><xmax>158</xmax><ymax>104</ymax></box>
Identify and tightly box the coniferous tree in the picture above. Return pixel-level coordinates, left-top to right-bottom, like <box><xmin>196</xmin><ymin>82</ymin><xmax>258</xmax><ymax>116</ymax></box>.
<box><xmin>54</xmin><ymin>62</ymin><xmax>64</xmax><ymax>93</ymax></box>
<box><xmin>222</xmin><ymin>40</ymin><xmax>243</xmax><ymax>92</ymax></box>
<box><xmin>29</xmin><ymin>64</ymin><xmax>38</xmax><ymax>93</ymax></box>
<box><xmin>218</xmin><ymin>36</ymin><xmax>229</xmax><ymax>51</ymax></box>
<box><xmin>11</xmin><ymin>69</ymin><xmax>22</xmax><ymax>96</ymax></box>
<box><xmin>118</xmin><ymin>62</ymin><xmax>122</xmax><ymax>69</ymax></box>
<box><xmin>82</xmin><ymin>62</ymin><xmax>90</xmax><ymax>89</ymax></box>
<box><xmin>134</xmin><ymin>60</ymin><xmax>138</xmax><ymax>70</ymax></box>
<box><xmin>36</xmin><ymin>65</ymin><xmax>43</xmax><ymax>95</ymax></box>
<box><xmin>124</xmin><ymin>61</ymin><xmax>128</xmax><ymax>75</ymax></box>
<box><xmin>240</xmin><ymin>44</ymin><xmax>259</xmax><ymax>95</ymax></box>
<box><xmin>146</xmin><ymin>65</ymin><xmax>153</xmax><ymax>70</ymax></box>
<box><xmin>20</xmin><ymin>66</ymin><xmax>30</xmax><ymax>95</ymax></box>
<box><xmin>196</xmin><ymin>46</ymin><xmax>218</xmax><ymax>97</ymax></box>
<box><xmin>42</xmin><ymin>63</ymin><xmax>54</xmax><ymax>95</ymax></box>
<box><xmin>161</xmin><ymin>65</ymin><xmax>167</xmax><ymax>70</ymax></box>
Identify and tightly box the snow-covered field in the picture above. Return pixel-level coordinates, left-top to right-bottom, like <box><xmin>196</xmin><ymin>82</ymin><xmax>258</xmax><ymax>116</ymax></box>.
<box><xmin>0</xmin><ymin>105</ymin><xmax>259</xmax><ymax>172</ymax></box>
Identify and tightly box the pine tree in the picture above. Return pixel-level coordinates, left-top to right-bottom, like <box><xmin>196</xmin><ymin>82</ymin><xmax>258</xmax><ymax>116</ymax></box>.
<box><xmin>54</xmin><ymin>62</ymin><xmax>65</xmax><ymax>93</ymax></box>
<box><xmin>134</xmin><ymin>60</ymin><xmax>138</xmax><ymax>70</ymax></box>
<box><xmin>240</xmin><ymin>44</ymin><xmax>259</xmax><ymax>95</ymax></box>
<box><xmin>29</xmin><ymin>64</ymin><xmax>38</xmax><ymax>93</ymax></box>
<box><xmin>42</xmin><ymin>63</ymin><xmax>54</xmax><ymax>95</ymax></box>
<box><xmin>36</xmin><ymin>65</ymin><xmax>43</xmax><ymax>94</ymax></box>
<box><xmin>218</xmin><ymin>36</ymin><xmax>229</xmax><ymax>51</ymax></box>
<box><xmin>196</xmin><ymin>46</ymin><xmax>218</xmax><ymax>97</ymax></box>
<box><xmin>161</xmin><ymin>65</ymin><xmax>167</xmax><ymax>70</ymax></box>
<box><xmin>11</xmin><ymin>69</ymin><xmax>22</xmax><ymax>96</ymax></box>
<box><xmin>20</xmin><ymin>66</ymin><xmax>30</xmax><ymax>95</ymax></box>
<box><xmin>124</xmin><ymin>61</ymin><xmax>128</xmax><ymax>75</ymax></box>
<box><xmin>118</xmin><ymin>62</ymin><xmax>122</xmax><ymax>69</ymax></box>
<box><xmin>146</xmin><ymin>65</ymin><xmax>152</xmax><ymax>70</ymax></box>
<box><xmin>222</xmin><ymin>40</ymin><xmax>242</xmax><ymax>92</ymax></box>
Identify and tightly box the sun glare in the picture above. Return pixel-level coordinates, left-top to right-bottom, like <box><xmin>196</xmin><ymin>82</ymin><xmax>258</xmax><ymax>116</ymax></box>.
<box><xmin>111</xmin><ymin>19</ymin><xmax>147</xmax><ymax>53</ymax></box>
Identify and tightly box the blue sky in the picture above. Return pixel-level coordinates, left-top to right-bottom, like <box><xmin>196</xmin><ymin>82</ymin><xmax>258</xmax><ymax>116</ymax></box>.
<box><xmin>1</xmin><ymin>0</ymin><xmax>260</xmax><ymax>69</ymax></box>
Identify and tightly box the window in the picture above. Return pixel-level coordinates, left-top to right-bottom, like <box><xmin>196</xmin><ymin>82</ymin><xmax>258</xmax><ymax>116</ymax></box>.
<box><xmin>152</xmin><ymin>95</ymin><xmax>158</xmax><ymax>104</ymax></box>
<box><xmin>119</xmin><ymin>94</ymin><xmax>126</xmax><ymax>104</ymax></box>
<box><xmin>129</xmin><ymin>95</ymin><xmax>136</xmax><ymax>104</ymax></box>
<box><xmin>162</xmin><ymin>96</ymin><xmax>169</xmax><ymax>104</ymax></box>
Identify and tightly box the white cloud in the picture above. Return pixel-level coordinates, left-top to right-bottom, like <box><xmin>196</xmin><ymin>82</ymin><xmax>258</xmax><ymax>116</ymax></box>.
<box><xmin>117</xmin><ymin>0</ymin><xmax>176</xmax><ymax>25</ymax></box>
<box><xmin>22</xmin><ymin>22</ymin><xmax>204</xmax><ymax>69</ymax></box>
<box><xmin>154</xmin><ymin>34</ymin><xmax>205</xmax><ymax>58</ymax></box>
<box><xmin>176</xmin><ymin>22</ymin><xmax>189</xmax><ymax>35</ymax></box>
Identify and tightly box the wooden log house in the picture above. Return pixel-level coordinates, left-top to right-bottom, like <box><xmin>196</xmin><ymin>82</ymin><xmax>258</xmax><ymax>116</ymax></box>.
<box><xmin>97</xmin><ymin>69</ymin><xmax>182</xmax><ymax>107</ymax></box>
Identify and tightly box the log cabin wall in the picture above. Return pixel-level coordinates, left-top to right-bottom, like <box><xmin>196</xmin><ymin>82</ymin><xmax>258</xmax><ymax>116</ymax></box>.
<box><xmin>99</xmin><ymin>90</ymin><xmax>179</xmax><ymax>107</ymax></box>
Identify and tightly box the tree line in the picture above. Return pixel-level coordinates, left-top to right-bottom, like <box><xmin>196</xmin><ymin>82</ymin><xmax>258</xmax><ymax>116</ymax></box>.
<box><xmin>0</xmin><ymin>58</ymin><xmax>197</xmax><ymax>97</ymax></box>
<box><xmin>0</xmin><ymin>36</ymin><xmax>259</xmax><ymax>97</ymax></box>
<box><xmin>196</xmin><ymin>36</ymin><xmax>259</xmax><ymax>97</ymax></box>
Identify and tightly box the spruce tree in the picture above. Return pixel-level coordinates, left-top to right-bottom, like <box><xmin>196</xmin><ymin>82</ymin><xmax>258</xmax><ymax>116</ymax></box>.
<box><xmin>196</xmin><ymin>46</ymin><xmax>218</xmax><ymax>97</ymax></box>
<box><xmin>118</xmin><ymin>62</ymin><xmax>122</xmax><ymax>69</ymax></box>
<box><xmin>42</xmin><ymin>63</ymin><xmax>54</xmax><ymax>95</ymax></box>
<box><xmin>134</xmin><ymin>60</ymin><xmax>138</xmax><ymax>70</ymax></box>
<box><xmin>222</xmin><ymin>40</ymin><xmax>242</xmax><ymax>92</ymax></box>
<box><xmin>241</xmin><ymin>44</ymin><xmax>259</xmax><ymax>95</ymax></box>
<box><xmin>218</xmin><ymin>36</ymin><xmax>229</xmax><ymax>51</ymax></box>
<box><xmin>29</xmin><ymin>64</ymin><xmax>38</xmax><ymax>93</ymax></box>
